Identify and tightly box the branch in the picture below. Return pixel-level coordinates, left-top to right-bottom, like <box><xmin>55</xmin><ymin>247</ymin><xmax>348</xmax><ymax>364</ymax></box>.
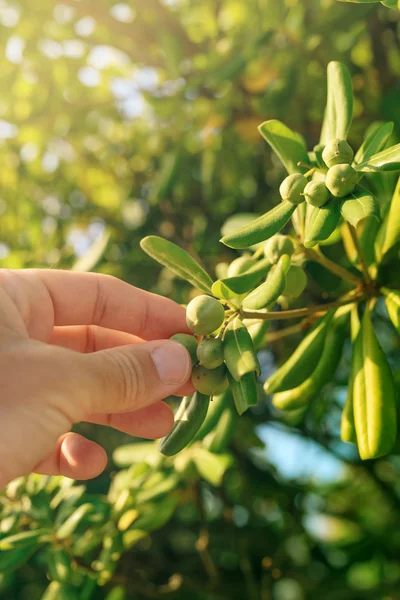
<box><xmin>346</xmin><ymin>223</ymin><xmax>372</xmax><ymax>286</ymax></box>
<box><xmin>304</xmin><ymin>247</ymin><xmax>363</xmax><ymax>286</ymax></box>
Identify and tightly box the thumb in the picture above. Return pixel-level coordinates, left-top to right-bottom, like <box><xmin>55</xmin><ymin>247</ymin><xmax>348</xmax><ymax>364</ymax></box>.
<box><xmin>80</xmin><ymin>340</ymin><xmax>192</xmax><ymax>415</ymax></box>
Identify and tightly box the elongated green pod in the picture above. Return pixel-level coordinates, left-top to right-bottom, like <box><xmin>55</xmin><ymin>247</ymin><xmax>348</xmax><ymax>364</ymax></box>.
<box><xmin>220</xmin><ymin>201</ymin><xmax>296</xmax><ymax>249</ymax></box>
<box><xmin>212</xmin><ymin>257</ymin><xmax>272</xmax><ymax>300</ymax></box>
<box><xmin>230</xmin><ymin>371</ymin><xmax>258</xmax><ymax>415</ymax></box>
<box><xmin>192</xmin><ymin>389</ymin><xmax>232</xmax><ymax>442</ymax></box>
<box><xmin>340</xmin><ymin>307</ymin><xmax>360</xmax><ymax>445</ymax></box>
<box><xmin>382</xmin><ymin>288</ymin><xmax>400</xmax><ymax>333</ymax></box>
<box><xmin>304</xmin><ymin>200</ymin><xmax>341</xmax><ymax>248</ymax></box>
<box><xmin>242</xmin><ymin>255</ymin><xmax>290</xmax><ymax>310</ymax></box>
<box><xmin>352</xmin><ymin>306</ymin><xmax>397</xmax><ymax>460</ymax></box>
<box><xmin>223</xmin><ymin>316</ymin><xmax>260</xmax><ymax>381</ymax></box>
<box><xmin>159</xmin><ymin>393</ymin><xmax>210</xmax><ymax>456</ymax></box>
<box><xmin>264</xmin><ymin>311</ymin><xmax>333</xmax><ymax>394</ymax></box>
<box><xmin>204</xmin><ymin>406</ymin><xmax>236</xmax><ymax>454</ymax></box>
<box><xmin>272</xmin><ymin>317</ymin><xmax>347</xmax><ymax>411</ymax></box>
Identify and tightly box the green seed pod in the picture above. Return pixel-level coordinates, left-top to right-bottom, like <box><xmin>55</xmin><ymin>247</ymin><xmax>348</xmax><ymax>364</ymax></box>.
<box><xmin>263</xmin><ymin>234</ymin><xmax>294</xmax><ymax>264</ymax></box>
<box><xmin>186</xmin><ymin>295</ymin><xmax>225</xmax><ymax>335</ymax></box>
<box><xmin>279</xmin><ymin>265</ymin><xmax>307</xmax><ymax>304</ymax></box>
<box><xmin>196</xmin><ymin>338</ymin><xmax>224</xmax><ymax>369</ymax></box>
<box><xmin>303</xmin><ymin>181</ymin><xmax>330</xmax><ymax>207</ymax></box>
<box><xmin>322</xmin><ymin>138</ymin><xmax>354</xmax><ymax>168</ymax></box>
<box><xmin>227</xmin><ymin>256</ymin><xmax>254</xmax><ymax>277</ymax></box>
<box><xmin>325</xmin><ymin>164</ymin><xmax>358</xmax><ymax>198</ymax></box>
<box><xmin>170</xmin><ymin>333</ymin><xmax>198</xmax><ymax>366</ymax></box>
<box><xmin>279</xmin><ymin>173</ymin><xmax>307</xmax><ymax>204</ymax></box>
<box><xmin>159</xmin><ymin>392</ymin><xmax>210</xmax><ymax>456</ymax></box>
<box><xmin>191</xmin><ymin>364</ymin><xmax>229</xmax><ymax>396</ymax></box>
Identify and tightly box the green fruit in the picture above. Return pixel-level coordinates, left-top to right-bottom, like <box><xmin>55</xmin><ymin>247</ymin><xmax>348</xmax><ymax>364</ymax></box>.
<box><xmin>279</xmin><ymin>173</ymin><xmax>307</xmax><ymax>204</ymax></box>
<box><xmin>186</xmin><ymin>295</ymin><xmax>225</xmax><ymax>335</ymax></box>
<box><xmin>227</xmin><ymin>256</ymin><xmax>254</xmax><ymax>277</ymax></box>
<box><xmin>322</xmin><ymin>138</ymin><xmax>354</xmax><ymax>168</ymax></box>
<box><xmin>325</xmin><ymin>164</ymin><xmax>358</xmax><ymax>198</ymax></box>
<box><xmin>279</xmin><ymin>265</ymin><xmax>307</xmax><ymax>303</ymax></box>
<box><xmin>159</xmin><ymin>392</ymin><xmax>210</xmax><ymax>456</ymax></box>
<box><xmin>196</xmin><ymin>338</ymin><xmax>224</xmax><ymax>368</ymax></box>
<box><xmin>303</xmin><ymin>181</ymin><xmax>330</xmax><ymax>207</ymax></box>
<box><xmin>170</xmin><ymin>333</ymin><xmax>198</xmax><ymax>365</ymax></box>
<box><xmin>263</xmin><ymin>235</ymin><xmax>294</xmax><ymax>264</ymax></box>
<box><xmin>191</xmin><ymin>364</ymin><xmax>229</xmax><ymax>396</ymax></box>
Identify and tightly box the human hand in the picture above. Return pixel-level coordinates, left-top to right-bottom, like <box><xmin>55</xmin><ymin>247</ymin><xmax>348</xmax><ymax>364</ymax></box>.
<box><xmin>0</xmin><ymin>269</ymin><xmax>194</xmax><ymax>488</ymax></box>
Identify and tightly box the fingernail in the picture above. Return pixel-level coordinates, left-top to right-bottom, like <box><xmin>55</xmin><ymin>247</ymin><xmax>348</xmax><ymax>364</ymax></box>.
<box><xmin>152</xmin><ymin>342</ymin><xmax>191</xmax><ymax>385</ymax></box>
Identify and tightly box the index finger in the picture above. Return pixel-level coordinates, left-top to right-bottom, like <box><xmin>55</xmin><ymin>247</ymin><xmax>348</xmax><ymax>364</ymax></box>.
<box><xmin>4</xmin><ymin>269</ymin><xmax>191</xmax><ymax>340</ymax></box>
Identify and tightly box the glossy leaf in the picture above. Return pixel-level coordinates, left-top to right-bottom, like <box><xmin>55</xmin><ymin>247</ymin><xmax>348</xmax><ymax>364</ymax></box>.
<box><xmin>304</xmin><ymin>200</ymin><xmax>341</xmax><ymax>248</ymax></box>
<box><xmin>140</xmin><ymin>236</ymin><xmax>213</xmax><ymax>293</ymax></box>
<box><xmin>192</xmin><ymin>448</ymin><xmax>233</xmax><ymax>486</ymax></box>
<box><xmin>159</xmin><ymin>392</ymin><xmax>210</xmax><ymax>456</ymax></box>
<box><xmin>220</xmin><ymin>201</ymin><xmax>296</xmax><ymax>249</ymax></box>
<box><xmin>229</xmin><ymin>371</ymin><xmax>259</xmax><ymax>415</ymax></box>
<box><xmin>320</xmin><ymin>62</ymin><xmax>353</xmax><ymax>144</ymax></box>
<box><xmin>340</xmin><ymin>187</ymin><xmax>380</xmax><ymax>228</ymax></box>
<box><xmin>223</xmin><ymin>316</ymin><xmax>260</xmax><ymax>381</ymax></box>
<box><xmin>258</xmin><ymin>120</ymin><xmax>309</xmax><ymax>174</ymax></box>
<box><xmin>242</xmin><ymin>254</ymin><xmax>290</xmax><ymax>310</ymax></box>
<box><xmin>56</xmin><ymin>503</ymin><xmax>93</xmax><ymax>539</ymax></box>
<box><xmin>375</xmin><ymin>176</ymin><xmax>400</xmax><ymax>259</ymax></box>
<box><xmin>354</xmin><ymin>121</ymin><xmax>394</xmax><ymax>165</ymax></box>
<box><xmin>356</xmin><ymin>143</ymin><xmax>400</xmax><ymax>172</ymax></box>
<box><xmin>211</xmin><ymin>257</ymin><xmax>272</xmax><ymax>299</ymax></box>
<box><xmin>383</xmin><ymin>288</ymin><xmax>400</xmax><ymax>333</ymax></box>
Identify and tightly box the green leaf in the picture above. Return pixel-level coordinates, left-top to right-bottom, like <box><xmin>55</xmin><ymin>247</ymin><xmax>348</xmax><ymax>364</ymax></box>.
<box><xmin>258</xmin><ymin>120</ymin><xmax>309</xmax><ymax>174</ymax></box>
<box><xmin>320</xmin><ymin>62</ymin><xmax>353</xmax><ymax>144</ymax></box>
<box><xmin>230</xmin><ymin>371</ymin><xmax>259</xmax><ymax>415</ymax></box>
<box><xmin>223</xmin><ymin>316</ymin><xmax>260</xmax><ymax>381</ymax></box>
<box><xmin>241</xmin><ymin>254</ymin><xmax>290</xmax><ymax>310</ymax></box>
<box><xmin>113</xmin><ymin>442</ymin><xmax>159</xmax><ymax>467</ymax></box>
<box><xmin>131</xmin><ymin>496</ymin><xmax>178</xmax><ymax>532</ymax></box>
<box><xmin>0</xmin><ymin>528</ymin><xmax>52</xmax><ymax>550</ymax></box>
<box><xmin>340</xmin><ymin>187</ymin><xmax>380</xmax><ymax>228</ymax></box>
<box><xmin>356</xmin><ymin>143</ymin><xmax>400</xmax><ymax>172</ymax></box>
<box><xmin>41</xmin><ymin>582</ymin><xmax>78</xmax><ymax>600</ymax></box>
<box><xmin>0</xmin><ymin>545</ymin><xmax>37</xmax><ymax>572</ymax></box>
<box><xmin>72</xmin><ymin>229</ymin><xmax>111</xmax><ymax>272</ymax></box>
<box><xmin>192</xmin><ymin>448</ymin><xmax>233</xmax><ymax>486</ymax></box>
<box><xmin>354</xmin><ymin>122</ymin><xmax>394</xmax><ymax>165</ymax></box>
<box><xmin>122</xmin><ymin>530</ymin><xmax>148</xmax><ymax>550</ymax></box>
<box><xmin>211</xmin><ymin>258</ymin><xmax>272</xmax><ymax>299</ymax></box>
<box><xmin>135</xmin><ymin>474</ymin><xmax>180</xmax><ymax>504</ymax></box>
<box><xmin>304</xmin><ymin>200</ymin><xmax>341</xmax><ymax>248</ymax></box>
<box><xmin>375</xmin><ymin>176</ymin><xmax>400</xmax><ymax>259</ymax></box>
<box><xmin>381</xmin><ymin>0</ymin><xmax>398</xmax><ymax>7</ymax></box>
<box><xmin>140</xmin><ymin>236</ymin><xmax>213</xmax><ymax>293</ymax></box>
<box><xmin>220</xmin><ymin>201</ymin><xmax>296</xmax><ymax>249</ymax></box>
<box><xmin>56</xmin><ymin>503</ymin><xmax>93</xmax><ymax>540</ymax></box>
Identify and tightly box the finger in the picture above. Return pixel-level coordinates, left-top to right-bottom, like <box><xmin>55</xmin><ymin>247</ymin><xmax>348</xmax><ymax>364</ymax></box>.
<box><xmin>33</xmin><ymin>432</ymin><xmax>107</xmax><ymax>480</ymax></box>
<box><xmin>1</xmin><ymin>269</ymin><xmax>191</xmax><ymax>341</ymax></box>
<box><xmin>88</xmin><ymin>401</ymin><xmax>174</xmax><ymax>439</ymax></box>
<box><xmin>79</xmin><ymin>339</ymin><xmax>192</xmax><ymax>415</ymax></box>
<box><xmin>50</xmin><ymin>325</ymin><xmax>143</xmax><ymax>353</ymax></box>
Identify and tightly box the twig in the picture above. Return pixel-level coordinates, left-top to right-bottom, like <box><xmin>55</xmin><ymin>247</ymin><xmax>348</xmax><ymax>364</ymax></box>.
<box><xmin>304</xmin><ymin>247</ymin><xmax>363</xmax><ymax>286</ymax></box>
<box><xmin>346</xmin><ymin>223</ymin><xmax>372</xmax><ymax>285</ymax></box>
<box><xmin>240</xmin><ymin>294</ymin><xmax>365</xmax><ymax>321</ymax></box>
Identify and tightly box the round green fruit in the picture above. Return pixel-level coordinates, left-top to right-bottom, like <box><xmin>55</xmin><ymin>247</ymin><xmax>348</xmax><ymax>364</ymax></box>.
<box><xmin>303</xmin><ymin>181</ymin><xmax>330</xmax><ymax>207</ymax></box>
<box><xmin>227</xmin><ymin>256</ymin><xmax>254</xmax><ymax>277</ymax></box>
<box><xmin>170</xmin><ymin>333</ymin><xmax>198</xmax><ymax>366</ymax></box>
<box><xmin>264</xmin><ymin>235</ymin><xmax>294</xmax><ymax>264</ymax></box>
<box><xmin>196</xmin><ymin>338</ymin><xmax>224</xmax><ymax>369</ymax></box>
<box><xmin>186</xmin><ymin>295</ymin><xmax>225</xmax><ymax>335</ymax></box>
<box><xmin>279</xmin><ymin>173</ymin><xmax>307</xmax><ymax>204</ymax></box>
<box><xmin>325</xmin><ymin>164</ymin><xmax>358</xmax><ymax>198</ymax></box>
<box><xmin>191</xmin><ymin>364</ymin><xmax>229</xmax><ymax>396</ymax></box>
<box><xmin>322</xmin><ymin>138</ymin><xmax>354</xmax><ymax>168</ymax></box>
<box><xmin>279</xmin><ymin>266</ymin><xmax>307</xmax><ymax>303</ymax></box>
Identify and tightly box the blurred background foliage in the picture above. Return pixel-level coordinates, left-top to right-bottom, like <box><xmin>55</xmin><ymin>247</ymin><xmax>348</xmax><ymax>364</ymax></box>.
<box><xmin>1</xmin><ymin>1</ymin><xmax>400</xmax><ymax>599</ymax></box>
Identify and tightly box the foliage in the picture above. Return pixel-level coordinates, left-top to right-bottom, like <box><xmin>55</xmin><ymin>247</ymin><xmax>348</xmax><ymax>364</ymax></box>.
<box><xmin>1</xmin><ymin>1</ymin><xmax>400</xmax><ymax>599</ymax></box>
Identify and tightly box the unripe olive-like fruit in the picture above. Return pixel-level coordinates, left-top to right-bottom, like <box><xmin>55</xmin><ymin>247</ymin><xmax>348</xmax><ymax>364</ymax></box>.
<box><xmin>170</xmin><ymin>333</ymin><xmax>198</xmax><ymax>366</ymax></box>
<box><xmin>186</xmin><ymin>295</ymin><xmax>225</xmax><ymax>335</ymax></box>
<box><xmin>227</xmin><ymin>256</ymin><xmax>254</xmax><ymax>277</ymax></box>
<box><xmin>322</xmin><ymin>138</ymin><xmax>354</xmax><ymax>168</ymax></box>
<box><xmin>303</xmin><ymin>181</ymin><xmax>330</xmax><ymax>207</ymax></box>
<box><xmin>196</xmin><ymin>338</ymin><xmax>224</xmax><ymax>369</ymax></box>
<box><xmin>279</xmin><ymin>174</ymin><xmax>307</xmax><ymax>204</ymax></box>
<box><xmin>279</xmin><ymin>266</ymin><xmax>307</xmax><ymax>303</ymax></box>
<box><xmin>325</xmin><ymin>164</ymin><xmax>358</xmax><ymax>198</ymax></box>
<box><xmin>191</xmin><ymin>364</ymin><xmax>229</xmax><ymax>395</ymax></box>
<box><xmin>264</xmin><ymin>235</ymin><xmax>294</xmax><ymax>264</ymax></box>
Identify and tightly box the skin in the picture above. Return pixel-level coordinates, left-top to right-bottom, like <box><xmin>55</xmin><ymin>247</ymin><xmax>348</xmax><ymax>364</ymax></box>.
<box><xmin>0</xmin><ymin>269</ymin><xmax>194</xmax><ymax>489</ymax></box>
